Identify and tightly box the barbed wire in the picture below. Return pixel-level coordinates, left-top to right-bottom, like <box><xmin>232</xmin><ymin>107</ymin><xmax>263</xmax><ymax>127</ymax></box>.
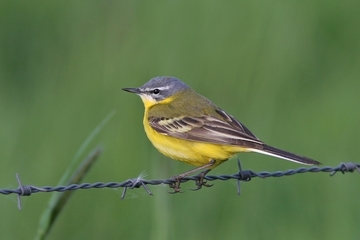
<box><xmin>1</xmin><ymin>160</ymin><xmax>359</xmax><ymax>209</ymax></box>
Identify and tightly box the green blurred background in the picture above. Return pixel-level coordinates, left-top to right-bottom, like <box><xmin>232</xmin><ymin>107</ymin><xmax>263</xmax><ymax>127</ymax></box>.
<box><xmin>1</xmin><ymin>1</ymin><xmax>359</xmax><ymax>239</ymax></box>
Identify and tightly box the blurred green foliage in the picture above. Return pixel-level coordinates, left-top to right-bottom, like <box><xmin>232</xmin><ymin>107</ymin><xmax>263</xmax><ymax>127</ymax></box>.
<box><xmin>1</xmin><ymin>1</ymin><xmax>359</xmax><ymax>239</ymax></box>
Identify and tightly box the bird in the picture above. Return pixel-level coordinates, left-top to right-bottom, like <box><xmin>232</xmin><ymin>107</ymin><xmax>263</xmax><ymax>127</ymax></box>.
<box><xmin>122</xmin><ymin>76</ymin><xmax>321</xmax><ymax>193</ymax></box>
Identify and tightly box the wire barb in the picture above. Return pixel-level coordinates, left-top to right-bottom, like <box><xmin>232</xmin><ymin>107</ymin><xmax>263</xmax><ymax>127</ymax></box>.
<box><xmin>15</xmin><ymin>173</ymin><xmax>47</xmax><ymax>210</ymax></box>
<box><xmin>1</xmin><ymin>162</ymin><xmax>358</xmax><ymax>209</ymax></box>
<box><xmin>121</xmin><ymin>172</ymin><xmax>153</xmax><ymax>199</ymax></box>
<box><xmin>236</xmin><ymin>159</ymin><xmax>252</xmax><ymax>195</ymax></box>
<box><xmin>330</xmin><ymin>162</ymin><xmax>360</xmax><ymax>176</ymax></box>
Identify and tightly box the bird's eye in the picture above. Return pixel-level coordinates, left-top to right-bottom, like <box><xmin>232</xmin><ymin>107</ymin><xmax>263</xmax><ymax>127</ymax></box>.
<box><xmin>152</xmin><ymin>89</ymin><xmax>160</xmax><ymax>94</ymax></box>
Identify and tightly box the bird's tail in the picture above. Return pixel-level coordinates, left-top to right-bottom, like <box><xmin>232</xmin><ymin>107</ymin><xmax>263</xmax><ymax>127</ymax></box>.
<box><xmin>250</xmin><ymin>144</ymin><xmax>321</xmax><ymax>165</ymax></box>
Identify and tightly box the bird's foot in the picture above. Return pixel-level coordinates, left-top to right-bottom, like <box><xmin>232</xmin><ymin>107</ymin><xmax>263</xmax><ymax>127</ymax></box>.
<box><xmin>168</xmin><ymin>160</ymin><xmax>215</xmax><ymax>193</ymax></box>
<box><xmin>190</xmin><ymin>169</ymin><xmax>213</xmax><ymax>191</ymax></box>
<box><xmin>168</xmin><ymin>176</ymin><xmax>184</xmax><ymax>194</ymax></box>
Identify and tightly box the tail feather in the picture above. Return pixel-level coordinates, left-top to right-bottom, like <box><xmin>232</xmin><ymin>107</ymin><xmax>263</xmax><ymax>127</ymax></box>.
<box><xmin>250</xmin><ymin>144</ymin><xmax>321</xmax><ymax>165</ymax></box>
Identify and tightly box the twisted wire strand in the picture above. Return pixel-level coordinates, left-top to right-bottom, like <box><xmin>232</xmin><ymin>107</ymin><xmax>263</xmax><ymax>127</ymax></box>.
<box><xmin>1</xmin><ymin>161</ymin><xmax>359</xmax><ymax>209</ymax></box>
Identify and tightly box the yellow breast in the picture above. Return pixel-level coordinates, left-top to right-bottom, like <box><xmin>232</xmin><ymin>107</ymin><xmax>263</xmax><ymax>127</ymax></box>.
<box><xmin>143</xmin><ymin>112</ymin><xmax>247</xmax><ymax>167</ymax></box>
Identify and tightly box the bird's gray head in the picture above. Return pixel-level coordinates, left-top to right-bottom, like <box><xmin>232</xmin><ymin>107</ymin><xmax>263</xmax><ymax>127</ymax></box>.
<box><xmin>122</xmin><ymin>76</ymin><xmax>190</xmax><ymax>103</ymax></box>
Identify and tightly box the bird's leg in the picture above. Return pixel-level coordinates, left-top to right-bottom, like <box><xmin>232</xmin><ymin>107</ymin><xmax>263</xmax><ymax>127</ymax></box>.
<box><xmin>169</xmin><ymin>159</ymin><xmax>216</xmax><ymax>194</ymax></box>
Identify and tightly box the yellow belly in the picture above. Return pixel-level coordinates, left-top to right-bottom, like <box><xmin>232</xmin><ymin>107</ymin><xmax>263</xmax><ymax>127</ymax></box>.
<box><xmin>143</xmin><ymin>117</ymin><xmax>249</xmax><ymax>167</ymax></box>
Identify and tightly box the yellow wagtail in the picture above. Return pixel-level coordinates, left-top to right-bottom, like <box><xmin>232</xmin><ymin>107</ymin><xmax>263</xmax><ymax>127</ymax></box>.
<box><xmin>123</xmin><ymin>76</ymin><xmax>321</xmax><ymax>192</ymax></box>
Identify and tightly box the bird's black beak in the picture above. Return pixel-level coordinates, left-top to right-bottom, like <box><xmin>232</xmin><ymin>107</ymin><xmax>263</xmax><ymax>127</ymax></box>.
<box><xmin>122</xmin><ymin>87</ymin><xmax>142</xmax><ymax>94</ymax></box>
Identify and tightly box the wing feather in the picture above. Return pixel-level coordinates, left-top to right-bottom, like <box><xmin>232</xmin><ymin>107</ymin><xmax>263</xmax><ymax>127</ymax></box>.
<box><xmin>147</xmin><ymin>106</ymin><xmax>321</xmax><ymax>166</ymax></box>
<box><xmin>148</xmin><ymin>108</ymin><xmax>263</xmax><ymax>147</ymax></box>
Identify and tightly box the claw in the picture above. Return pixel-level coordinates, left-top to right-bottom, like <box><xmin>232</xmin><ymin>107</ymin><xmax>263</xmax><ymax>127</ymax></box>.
<box><xmin>190</xmin><ymin>169</ymin><xmax>213</xmax><ymax>191</ymax></box>
<box><xmin>200</xmin><ymin>181</ymin><xmax>214</xmax><ymax>188</ymax></box>
<box><xmin>168</xmin><ymin>177</ymin><xmax>183</xmax><ymax>194</ymax></box>
<box><xmin>168</xmin><ymin>188</ymin><xmax>183</xmax><ymax>194</ymax></box>
<box><xmin>190</xmin><ymin>182</ymin><xmax>213</xmax><ymax>191</ymax></box>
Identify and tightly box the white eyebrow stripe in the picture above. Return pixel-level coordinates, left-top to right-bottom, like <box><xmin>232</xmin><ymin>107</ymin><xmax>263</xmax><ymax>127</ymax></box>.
<box><xmin>142</xmin><ymin>86</ymin><xmax>170</xmax><ymax>91</ymax></box>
